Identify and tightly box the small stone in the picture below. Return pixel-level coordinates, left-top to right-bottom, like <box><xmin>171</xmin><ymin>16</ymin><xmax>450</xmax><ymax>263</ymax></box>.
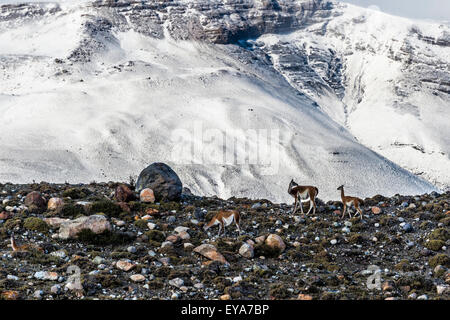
<box><xmin>140</xmin><ymin>188</ymin><xmax>155</xmax><ymax>203</ymax></box>
<box><xmin>297</xmin><ymin>294</ymin><xmax>313</xmax><ymax>300</ymax></box>
<box><xmin>50</xmin><ymin>284</ymin><xmax>61</xmax><ymax>294</ymax></box>
<box><xmin>33</xmin><ymin>290</ymin><xmax>44</xmax><ymax>299</ymax></box>
<box><xmin>417</xmin><ymin>294</ymin><xmax>428</xmax><ymax>300</ymax></box>
<box><xmin>34</xmin><ymin>271</ymin><xmax>58</xmax><ymax>281</ymax></box>
<box><xmin>147</xmin><ymin>222</ymin><xmax>156</xmax><ymax>230</ymax></box>
<box><xmin>116</xmin><ymin>260</ymin><xmax>135</xmax><ymax>272</ymax></box>
<box><xmin>7</xmin><ymin>275</ymin><xmax>19</xmax><ymax>281</ymax></box>
<box><xmin>93</xmin><ymin>256</ymin><xmax>105</xmax><ymax>265</ymax></box>
<box><xmin>174</xmin><ymin>226</ymin><xmax>189</xmax><ymax>233</ymax></box>
<box><xmin>330</xmin><ymin>239</ymin><xmax>338</xmax><ymax>245</ymax></box>
<box><xmin>169</xmin><ymin>278</ymin><xmax>184</xmax><ymax>288</ymax></box>
<box><xmin>127</xmin><ymin>246</ymin><xmax>137</xmax><ymax>253</ymax></box>
<box><xmin>402</xmin><ymin>223</ymin><xmax>413</xmax><ymax>232</ymax></box>
<box><xmin>382</xmin><ymin>281</ymin><xmax>394</xmax><ymax>291</ymax></box>
<box><xmin>371</xmin><ymin>206</ymin><xmax>382</xmax><ymax>214</ymax></box>
<box><xmin>130</xmin><ymin>274</ymin><xmax>146</xmax><ymax>282</ymax></box>
<box><xmin>239</xmin><ymin>243</ymin><xmax>254</xmax><ymax>258</ymax></box>
<box><xmin>193</xmin><ymin>244</ymin><xmax>228</xmax><ymax>264</ymax></box>
<box><xmin>436</xmin><ymin>285</ymin><xmax>448</xmax><ymax>295</ymax></box>
<box><xmin>220</xmin><ymin>294</ymin><xmax>231</xmax><ymax>300</ymax></box>
<box><xmin>178</xmin><ymin>231</ymin><xmax>190</xmax><ymax>240</ymax></box>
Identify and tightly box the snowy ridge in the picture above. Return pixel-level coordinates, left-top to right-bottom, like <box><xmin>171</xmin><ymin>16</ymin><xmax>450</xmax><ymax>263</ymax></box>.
<box><xmin>0</xmin><ymin>0</ymin><xmax>445</xmax><ymax>202</ymax></box>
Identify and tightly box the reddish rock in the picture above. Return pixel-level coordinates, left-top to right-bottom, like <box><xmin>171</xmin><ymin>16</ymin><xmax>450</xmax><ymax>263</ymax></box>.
<box><xmin>145</xmin><ymin>207</ymin><xmax>160</xmax><ymax>216</ymax></box>
<box><xmin>117</xmin><ymin>201</ymin><xmax>131</xmax><ymax>213</ymax></box>
<box><xmin>382</xmin><ymin>281</ymin><xmax>394</xmax><ymax>292</ymax></box>
<box><xmin>193</xmin><ymin>244</ymin><xmax>228</xmax><ymax>264</ymax></box>
<box><xmin>1</xmin><ymin>290</ymin><xmax>20</xmax><ymax>300</ymax></box>
<box><xmin>265</xmin><ymin>234</ymin><xmax>286</xmax><ymax>253</ymax></box>
<box><xmin>24</xmin><ymin>191</ymin><xmax>46</xmax><ymax>208</ymax></box>
<box><xmin>140</xmin><ymin>188</ymin><xmax>155</xmax><ymax>203</ymax></box>
<box><xmin>115</xmin><ymin>184</ymin><xmax>134</xmax><ymax>202</ymax></box>
<box><xmin>116</xmin><ymin>260</ymin><xmax>135</xmax><ymax>272</ymax></box>
<box><xmin>333</xmin><ymin>210</ymin><xmax>341</xmax><ymax>216</ymax></box>
<box><xmin>47</xmin><ymin>197</ymin><xmax>64</xmax><ymax>211</ymax></box>
<box><xmin>297</xmin><ymin>294</ymin><xmax>313</xmax><ymax>300</ymax></box>
<box><xmin>166</xmin><ymin>235</ymin><xmax>180</xmax><ymax>243</ymax></box>
<box><xmin>0</xmin><ymin>211</ymin><xmax>10</xmax><ymax>220</ymax></box>
<box><xmin>255</xmin><ymin>235</ymin><xmax>266</xmax><ymax>244</ymax></box>
<box><xmin>371</xmin><ymin>206</ymin><xmax>382</xmax><ymax>215</ymax></box>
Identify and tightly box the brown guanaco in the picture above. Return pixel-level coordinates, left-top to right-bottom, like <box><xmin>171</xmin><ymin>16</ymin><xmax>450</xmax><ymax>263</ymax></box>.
<box><xmin>288</xmin><ymin>179</ymin><xmax>319</xmax><ymax>215</ymax></box>
<box><xmin>203</xmin><ymin>210</ymin><xmax>241</xmax><ymax>236</ymax></box>
<box><xmin>337</xmin><ymin>185</ymin><xmax>364</xmax><ymax>219</ymax></box>
<box><xmin>10</xmin><ymin>233</ymin><xmax>43</xmax><ymax>252</ymax></box>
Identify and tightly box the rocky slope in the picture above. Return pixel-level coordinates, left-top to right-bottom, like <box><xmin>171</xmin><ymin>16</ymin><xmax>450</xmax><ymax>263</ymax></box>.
<box><xmin>0</xmin><ymin>182</ymin><xmax>449</xmax><ymax>300</ymax></box>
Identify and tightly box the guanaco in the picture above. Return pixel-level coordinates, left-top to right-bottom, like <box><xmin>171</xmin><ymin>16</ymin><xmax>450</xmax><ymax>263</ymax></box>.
<box><xmin>337</xmin><ymin>185</ymin><xmax>364</xmax><ymax>220</ymax></box>
<box><xmin>203</xmin><ymin>210</ymin><xmax>241</xmax><ymax>236</ymax></box>
<box><xmin>288</xmin><ymin>179</ymin><xmax>319</xmax><ymax>215</ymax></box>
<box><xmin>10</xmin><ymin>233</ymin><xmax>43</xmax><ymax>252</ymax></box>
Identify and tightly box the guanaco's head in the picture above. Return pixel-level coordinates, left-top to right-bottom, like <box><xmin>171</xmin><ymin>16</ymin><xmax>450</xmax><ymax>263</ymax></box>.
<box><xmin>337</xmin><ymin>185</ymin><xmax>344</xmax><ymax>191</ymax></box>
<box><xmin>288</xmin><ymin>179</ymin><xmax>298</xmax><ymax>191</ymax></box>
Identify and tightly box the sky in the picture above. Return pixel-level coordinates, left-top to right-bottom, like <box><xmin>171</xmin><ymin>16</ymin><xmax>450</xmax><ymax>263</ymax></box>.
<box><xmin>341</xmin><ymin>0</ymin><xmax>450</xmax><ymax>21</ymax></box>
<box><xmin>0</xmin><ymin>0</ymin><xmax>449</xmax><ymax>21</ymax></box>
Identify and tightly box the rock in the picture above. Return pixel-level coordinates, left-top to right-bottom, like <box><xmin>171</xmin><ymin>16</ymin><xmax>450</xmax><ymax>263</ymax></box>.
<box><xmin>1</xmin><ymin>291</ymin><xmax>19</xmax><ymax>300</ymax></box>
<box><xmin>116</xmin><ymin>260</ymin><xmax>135</xmax><ymax>272</ymax></box>
<box><xmin>7</xmin><ymin>275</ymin><xmax>19</xmax><ymax>281</ymax></box>
<box><xmin>239</xmin><ymin>243</ymin><xmax>254</xmax><ymax>258</ymax></box>
<box><xmin>169</xmin><ymin>278</ymin><xmax>184</xmax><ymax>288</ymax></box>
<box><xmin>193</xmin><ymin>244</ymin><xmax>228</xmax><ymax>264</ymax></box>
<box><xmin>50</xmin><ymin>284</ymin><xmax>61</xmax><ymax>294</ymax></box>
<box><xmin>330</xmin><ymin>239</ymin><xmax>338</xmax><ymax>245</ymax></box>
<box><xmin>25</xmin><ymin>191</ymin><xmax>46</xmax><ymax>209</ymax></box>
<box><xmin>93</xmin><ymin>256</ymin><xmax>105</xmax><ymax>265</ymax></box>
<box><xmin>178</xmin><ymin>231</ymin><xmax>190</xmax><ymax>240</ymax></box>
<box><xmin>382</xmin><ymin>281</ymin><xmax>394</xmax><ymax>291</ymax></box>
<box><xmin>136</xmin><ymin>163</ymin><xmax>182</xmax><ymax>201</ymax></box>
<box><xmin>50</xmin><ymin>250</ymin><xmax>67</xmax><ymax>259</ymax></box>
<box><xmin>417</xmin><ymin>294</ymin><xmax>428</xmax><ymax>300</ymax></box>
<box><xmin>436</xmin><ymin>285</ymin><xmax>448</xmax><ymax>295</ymax></box>
<box><xmin>33</xmin><ymin>290</ymin><xmax>44</xmax><ymax>299</ymax></box>
<box><xmin>47</xmin><ymin>197</ymin><xmax>64</xmax><ymax>211</ymax></box>
<box><xmin>139</xmin><ymin>188</ymin><xmax>155</xmax><ymax>203</ymax></box>
<box><xmin>115</xmin><ymin>184</ymin><xmax>134</xmax><ymax>202</ymax></box>
<box><xmin>58</xmin><ymin>215</ymin><xmax>111</xmax><ymax>239</ymax></box>
<box><xmin>297</xmin><ymin>294</ymin><xmax>313</xmax><ymax>300</ymax></box>
<box><xmin>127</xmin><ymin>246</ymin><xmax>137</xmax><ymax>253</ymax></box>
<box><xmin>147</xmin><ymin>222</ymin><xmax>156</xmax><ymax>230</ymax></box>
<box><xmin>130</xmin><ymin>274</ymin><xmax>145</xmax><ymax>282</ymax></box>
<box><xmin>174</xmin><ymin>226</ymin><xmax>189</xmax><ymax>233</ymax></box>
<box><xmin>255</xmin><ymin>235</ymin><xmax>266</xmax><ymax>244</ymax></box>
<box><xmin>220</xmin><ymin>294</ymin><xmax>231</xmax><ymax>300</ymax></box>
<box><xmin>43</xmin><ymin>217</ymin><xmax>70</xmax><ymax>227</ymax></box>
<box><xmin>265</xmin><ymin>234</ymin><xmax>286</xmax><ymax>252</ymax></box>
<box><xmin>166</xmin><ymin>235</ymin><xmax>180</xmax><ymax>243</ymax></box>
<box><xmin>251</xmin><ymin>203</ymin><xmax>262</xmax><ymax>210</ymax></box>
<box><xmin>371</xmin><ymin>206</ymin><xmax>382</xmax><ymax>214</ymax></box>
<box><xmin>402</xmin><ymin>223</ymin><xmax>413</xmax><ymax>232</ymax></box>
<box><xmin>34</xmin><ymin>271</ymin><xmax>58</xmax><ymax>281</ymax></box>
<box><xmin>0</xmin><ymin>211</ymin><xmax>10</xmax><ymax>220</ymax></box>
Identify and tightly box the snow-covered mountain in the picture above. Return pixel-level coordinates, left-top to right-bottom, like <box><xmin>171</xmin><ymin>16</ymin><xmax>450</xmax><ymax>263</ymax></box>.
<box><xmin>0</xmin><ymin>0</ymin><xmax>447</xmax><ymax>202</ymax></box>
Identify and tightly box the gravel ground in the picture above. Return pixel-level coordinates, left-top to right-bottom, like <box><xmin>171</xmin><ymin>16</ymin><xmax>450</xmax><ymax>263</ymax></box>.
<box><xmin>0</xmin><ymin>182</ymin><xmax>449</xmax><ymax>300</ymax></box>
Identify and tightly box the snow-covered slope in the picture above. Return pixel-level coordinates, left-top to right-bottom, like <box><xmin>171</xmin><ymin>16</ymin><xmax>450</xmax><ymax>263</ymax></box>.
<box><xmin>0</xmin><ymin>0</ymin><xmax>444</xmax><ymax>202</ymax></box>
<box><xmin>256</xmin><ymin>2</ymin><xmax>450</xmax><ymax>191</ymax></box>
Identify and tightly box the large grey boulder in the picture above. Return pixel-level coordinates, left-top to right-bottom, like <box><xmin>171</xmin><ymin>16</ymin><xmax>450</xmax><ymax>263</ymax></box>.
<box><xmin>135</xmin><ymin>163</ymin><xmax>182</xmax><ymax>201</ymax></box>
<box><xmin>58</xmin><ymin>215</ymin><xmax>111</xmax><ymax>239</ymax></box>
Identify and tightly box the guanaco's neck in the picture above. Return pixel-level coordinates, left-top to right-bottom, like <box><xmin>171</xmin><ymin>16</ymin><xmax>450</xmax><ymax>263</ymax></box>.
<box><xmin>340</xmin><ymin>188</ymin><xmax>345</xmax><ymax>200</ymax></box>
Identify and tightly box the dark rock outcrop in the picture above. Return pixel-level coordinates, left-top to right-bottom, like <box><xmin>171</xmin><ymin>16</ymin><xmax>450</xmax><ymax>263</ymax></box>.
<box><xmin>136</xmin><ymin>163</ymin><xmax>182</xmax><ymax>201</ymax></box>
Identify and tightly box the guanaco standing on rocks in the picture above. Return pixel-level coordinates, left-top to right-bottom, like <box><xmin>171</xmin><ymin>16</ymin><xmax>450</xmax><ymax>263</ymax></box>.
<box><xmin>203</xmin><ymin>210</ymin><xmax>241</xmax><ymax>236</ymax></box>
<box><xmin>337</xmin><ymin>185</ymin><xmax>364</xmax><ymax>220</ymax></box>
<box><xmin>288</xmin><ymin>179</ymin><xmax>319</xmax><ymax>215</ymax></box>
<box><xmin>10</xmin><ymin>232</ymin><xmax>43</xmax><ymax>252</ymax></box>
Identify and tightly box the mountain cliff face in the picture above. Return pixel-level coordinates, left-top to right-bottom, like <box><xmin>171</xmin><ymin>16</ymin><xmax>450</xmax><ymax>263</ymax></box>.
<box><xmin>0</xmin><ymin>0</ymin><xmax>448</xmax><ymax>201</ymax></box>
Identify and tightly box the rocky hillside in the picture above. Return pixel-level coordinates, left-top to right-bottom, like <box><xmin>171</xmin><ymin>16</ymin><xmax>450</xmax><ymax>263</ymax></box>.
<box><xmin>0</xmin><ymin>0</ymin><xmax>447</xmax><ymax>202</ymax></box>
<box><xmin>0</xmin><ymin>181</ymin><xmax>449</xmax><ymax>300</ymax></box>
